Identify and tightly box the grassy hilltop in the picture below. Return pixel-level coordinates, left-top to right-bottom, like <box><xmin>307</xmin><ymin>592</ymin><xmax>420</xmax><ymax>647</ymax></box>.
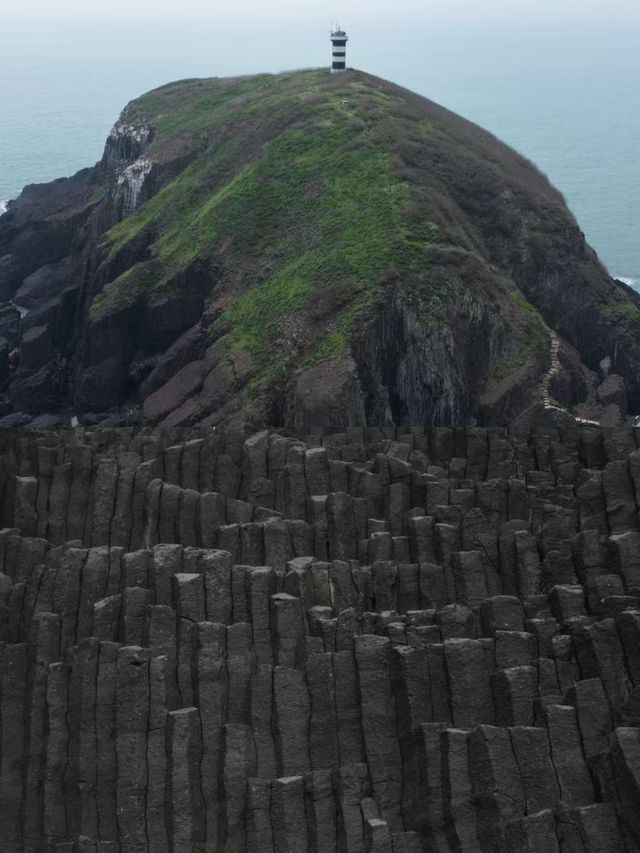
<box><xmin>100</xmin><ymin>71</ymin><xmax>428</xmax><ymax>359</ymax></box>
<box><xmin>95</xmin><ymin>69</ymin><xmax>563</xmax><ymax>418</ymax></box>
<box><xmin>2</xmin><ymin>69</ymin><xmax>639</xmax><ymax>426</ymax></box>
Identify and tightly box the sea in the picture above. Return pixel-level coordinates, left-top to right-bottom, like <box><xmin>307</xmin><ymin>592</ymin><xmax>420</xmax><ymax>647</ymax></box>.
<box><xmin>1</xmin><ymin>13</ymin><xmax>639</xmax><ymax>287</ymax></box>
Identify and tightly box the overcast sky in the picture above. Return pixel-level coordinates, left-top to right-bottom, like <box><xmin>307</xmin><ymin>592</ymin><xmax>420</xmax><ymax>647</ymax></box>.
<box><xmin>5</xmin><ymin>0</ymin><xmax>638</xmax><ymax>73</ymax></box>
<box><xmin>5</xmin><ymin>0</ymin><xmax>640</xmax><ymax>25</ymax></box>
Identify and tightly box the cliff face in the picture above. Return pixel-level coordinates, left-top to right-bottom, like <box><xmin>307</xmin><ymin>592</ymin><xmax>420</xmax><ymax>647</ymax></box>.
<box><xmin>1</xmin><ymin>69</ymin><xmax>639</xmax><ymax>428</ymax></box>
<box><xmin>0</xmin><ymin>424</ymin><xmax>639</xmax><ymax>851</ymax></box>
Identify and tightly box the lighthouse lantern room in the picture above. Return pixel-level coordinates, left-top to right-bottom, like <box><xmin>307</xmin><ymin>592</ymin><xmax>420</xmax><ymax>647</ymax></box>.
<box><xmin>331</xmin><ymin>26</ymin><xmax>349</xmax><ymax>73</ymax></box>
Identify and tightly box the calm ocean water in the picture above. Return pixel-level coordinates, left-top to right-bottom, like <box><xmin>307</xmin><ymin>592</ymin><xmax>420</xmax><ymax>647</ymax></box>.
<box><xmin>1</xmin><ymin>16</ymin><xmax>639</xmax><ymax>285</ymax></box>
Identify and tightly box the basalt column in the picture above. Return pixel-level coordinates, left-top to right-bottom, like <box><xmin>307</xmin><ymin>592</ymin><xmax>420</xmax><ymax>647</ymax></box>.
<box><xmin>0</xmin><ymin>425</ymin><xmax>638</xmax><ymax>851</ymax></box>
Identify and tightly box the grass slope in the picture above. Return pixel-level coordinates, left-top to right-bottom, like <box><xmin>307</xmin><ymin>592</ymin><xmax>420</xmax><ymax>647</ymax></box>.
<box><xmin>92</xmin><ymin>69</ymin><xmax>551</xmax><ymax>395</ymax></box>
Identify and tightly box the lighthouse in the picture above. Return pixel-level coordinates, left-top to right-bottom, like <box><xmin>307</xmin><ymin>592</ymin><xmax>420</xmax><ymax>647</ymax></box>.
<box><xmin>331</xmin><ymin>26</ymin><xmax>349</xmax><ymax>73</ymax></box>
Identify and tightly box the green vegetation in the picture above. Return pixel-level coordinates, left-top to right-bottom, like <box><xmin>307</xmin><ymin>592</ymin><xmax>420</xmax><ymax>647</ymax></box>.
<box><xmin>602</xmin><ymin>302</ymin><xmax>640</xmax><ymax>326</ymax></box>
<box><xmin>486</xmin><ymin>324</ymin><xmax>549</xmax><ymax>388</ymax></box>
<box><xmin>94</xmin><ymin>70</ymin><xmax>448</xmax><ymax>379</ymax></box>
<box><xmin>511</xmin><ymin>288</ymin><xmax>539</xmax><ymax>316</ymax></box>
<box><xmin>90</xmin><ymin>66</ymin><xmax>565</xmax><ymax>400</ymax></box>
<box><xmin>219</xmin><ymin>124</ymin><xmax>408</xmax><ymax>362</ymax></box>
<box><xmin>91</xmin><ymin>262</ymin><xmax>159</xmax><ymax>320</ymax></box>
<box><xmin>483</xmin><ymin>287</ymin><xmax>551</xmax><ymax>390</ymax></box>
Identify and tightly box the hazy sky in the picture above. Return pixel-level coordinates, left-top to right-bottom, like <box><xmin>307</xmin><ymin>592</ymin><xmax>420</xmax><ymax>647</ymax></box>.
<box><xmin>5</xmin><ymin>0</ymin><xmax>640</xmax><ymax>26</ymax></box>
<box><xmin>4</xmin><ymin>0</ymin><xmax>639</xmax><ymax>77</ymax></box>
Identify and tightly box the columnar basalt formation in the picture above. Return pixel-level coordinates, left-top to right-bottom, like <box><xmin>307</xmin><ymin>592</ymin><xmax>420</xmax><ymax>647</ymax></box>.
<box><xmin>0</xmin><ymin>425</ymin><xmax>640</xmax><ymax>851</ymax></box>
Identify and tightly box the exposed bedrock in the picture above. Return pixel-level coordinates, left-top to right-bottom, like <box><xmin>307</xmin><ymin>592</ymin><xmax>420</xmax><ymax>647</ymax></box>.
<box><xmin>2</xmin><ymin>70</ymin><xmax>640</xmax><ymax>428</ymax></box>
<box><xmin>0</xmin><ymin>424</ymin><xmax>639</xmax><ymax>850</ymax></box>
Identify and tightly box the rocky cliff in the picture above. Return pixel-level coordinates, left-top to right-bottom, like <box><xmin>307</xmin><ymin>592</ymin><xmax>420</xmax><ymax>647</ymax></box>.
<box><xmin>1</xmin><ymin>69</ymin><xmax>639</xmax><ymax>429</ymax></box>
<box><xmin>0</xmin><ymin>424</ymin><xmax>640</xmax><ymax>850</ymax></box>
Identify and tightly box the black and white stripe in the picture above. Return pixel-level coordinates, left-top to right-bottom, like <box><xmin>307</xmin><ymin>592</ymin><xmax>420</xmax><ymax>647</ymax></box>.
<box><xmin>331</xmin><ymin>28</ymin><xmax>348</xmax><ymax>73</ymax></box>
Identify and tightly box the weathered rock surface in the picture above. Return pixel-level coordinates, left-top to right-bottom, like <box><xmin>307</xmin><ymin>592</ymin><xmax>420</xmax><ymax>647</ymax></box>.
<box><xmin>2</xmin><ymin>71</ymin><xmax>640</xmax><ymax>429</ymax></box>
<box><xmin>0</xmin><ymin>423</ymin><xmax>639</xmax><ymax>850</ymax></box>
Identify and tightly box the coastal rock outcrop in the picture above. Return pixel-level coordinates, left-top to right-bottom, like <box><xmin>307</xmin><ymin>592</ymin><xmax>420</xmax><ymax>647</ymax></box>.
<box><xmin>103</xmin><ymin>119</ymin><xmax>155</xmax><ymax>219</ymax></box>
<box><xmin>1</xmin><ymin>69</ymin><xmax>640</xmax><ymax>428</ymax></box>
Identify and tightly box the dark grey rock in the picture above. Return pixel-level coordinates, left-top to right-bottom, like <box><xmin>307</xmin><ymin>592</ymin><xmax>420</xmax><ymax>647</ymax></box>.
<box><xmin>0</xmin><ymin>425</ymin><xmax>637</xmax><ymax>850</ymax></box>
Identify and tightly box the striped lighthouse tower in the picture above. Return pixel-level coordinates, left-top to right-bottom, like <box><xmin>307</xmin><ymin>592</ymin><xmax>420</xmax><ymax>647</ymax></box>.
<box><xmin>330</xmin><ymin>26</ymin><xmax>349</xmax><ymax>73</ymax></box>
